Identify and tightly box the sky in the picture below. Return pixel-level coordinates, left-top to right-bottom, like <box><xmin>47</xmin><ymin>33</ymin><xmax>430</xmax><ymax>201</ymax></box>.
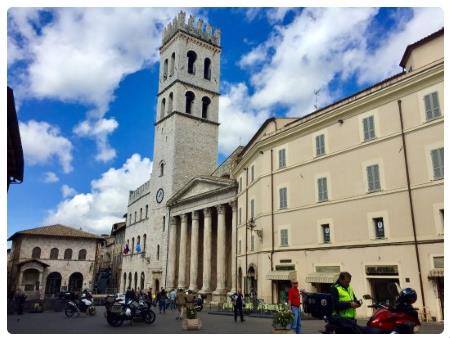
<box><xmin>6</xmin><ymin>7</ymin><xmax>444</xmax><ymax>237</ymax></box>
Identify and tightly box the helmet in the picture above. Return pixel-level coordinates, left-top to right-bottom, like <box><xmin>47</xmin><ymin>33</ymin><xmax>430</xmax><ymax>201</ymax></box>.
<box><xmin>397</xmin><ymin>288</ymin><xmax>417</xmax><ymax>304</ymax></box>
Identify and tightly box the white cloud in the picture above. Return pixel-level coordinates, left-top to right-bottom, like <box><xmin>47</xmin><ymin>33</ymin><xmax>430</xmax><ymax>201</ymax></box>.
<box><xmin>8</xmin><ymin>8</ymin><xmax>186</xmax><ymax>162</ymax></box>
<box><xmin>61</xmin><ymin>184</ymin><xmax>77</xmax><ymax>198</ymax></box>
<box><xmin>43</xmin><ymin>171</ymin><xmax>59</xmax><ymax>183</ymax></box>
<box><xmin>45</xmin><ymin>154</ymin><xmax>153</xmax><ymax>234</ymax></box>
<box><xmin>19</xmin><ymin>120</ymin><xmax>73</xmax><ymax>173</ymax></box>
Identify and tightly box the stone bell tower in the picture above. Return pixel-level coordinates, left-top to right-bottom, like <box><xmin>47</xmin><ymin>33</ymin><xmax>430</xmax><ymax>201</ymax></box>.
<box><xmin>151</xmin><ymin>11</ymin><xmax>221</xmax><ymax>197</ymax></box>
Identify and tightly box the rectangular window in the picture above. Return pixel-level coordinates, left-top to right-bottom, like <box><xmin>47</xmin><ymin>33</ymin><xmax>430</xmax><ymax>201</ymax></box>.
<box><xmin>316</xmin><ymin>134</ymin><xmax>325</xmax><ymax>156</ymax></box>
<box><xmin>367</xmin><ymin>164</ymin><xmax>381</xmax><ymax>192</ymax></box>
<box><xmin>373</xmin><ymin>217</ymin><xmax>385</xmax><ymax>239</ymax></box>
<box><xmin>278</xmin><ymin>149</ymin><xmax>286</xmax><ymax>169</ymax></box>
<box><xmin>250</xmin><ymin>199</ymin><xmax>255</xmax><ymax>220</ymax></box>
<box><xmin>279</xmin><ymin>187</ymin><xmax>288</xmax><ymax>209</ymax></box>
<box><xmin>162</xmin><ymin>216</ymin><xmax>165</xmax><ymax>232</ymax></box>
<box><xmin>424</xmin><ymin>92</ymin><xmax>441</xmax><ymax>120</ymax></box>
<box><xmin>251</xmin><ymin>165</ymin><xmax>255</xmax><ymax>182</ymax></box>
<box><xmin>251</xmin><ymin>234</ymin><xmax>255</xmax><ymax>251</ymax></box>
<box><xmin>317</xmin><ymin>177</ymin><xmax>328</xmax><ymax>202</ymax></box>
<box><xmin>280</xmin><ymin>229</ymin><xmax>288</xmax><ymax>247</ymax></box>
<box><xmin>239</xmin><ymin>208</ymin><xmax>242</xmax><ymax>225</ymax></box>
<box><xmin>321</xmin><ymin>224</ymin><xmax>331</xmax><ymax>243</ymax></box>
<box><xmin>431</xmin><ymin>148</ymin><xmax>444</xmax><ymax>179</ymax></box>
<box><xmin>238</xmin><ymin>240</ymin><xmax>241</xmax><ymax>254</ymax></box>
<box><xmin>239</xmin><ymin>177</ymin><xmax>242</xmax><ymax>192</ymax></box>
<box><xmin>363</xmin><ymin>116</ymin><xmax>376</xmax><ymax>141</ymax></box>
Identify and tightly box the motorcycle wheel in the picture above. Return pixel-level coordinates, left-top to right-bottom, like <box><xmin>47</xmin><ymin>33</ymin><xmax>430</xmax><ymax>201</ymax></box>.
<box><xmin>64</xmin><ymin>305</ymin><xmax>77</xmax><ymax>318</ymax></box>
<box><xmin>88</xmin><ymin>306</ymin><xmax>96</xmax><ymax>316</ymax></box>
<box><xmin>144</xmin><ymin>309</ymin><xmax>156</xmax><ymax>324</ymax></box>
<box><xmin>106</xmin><ymin>312</ymin><xmax>124</xmax><ymax>327</ymax></box>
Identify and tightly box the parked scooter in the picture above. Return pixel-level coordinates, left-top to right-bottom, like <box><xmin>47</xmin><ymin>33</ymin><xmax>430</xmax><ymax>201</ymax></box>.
<box><xmin>194</xmin><ymin>294</ymin><xmax>204</xmax><ymax>312</ymax></box>
<box><xmin>104</xmin><ymin>295</ymin><xmax>156</xmax><ymax>327</ymax></box>
<box><xmin>303</xmin><ymin>287</ymin><xmax>420</xmax><ymax>334</ymax></box>
<box><xmin>63</xmin><ymin>290</ymin><xmax>96</xmax><ymax>318</ymax></box>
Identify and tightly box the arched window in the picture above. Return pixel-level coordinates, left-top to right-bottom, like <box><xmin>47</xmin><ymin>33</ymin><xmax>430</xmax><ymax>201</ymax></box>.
<box><xmin>185</xmin><ymin>91</ymin><xmax>195</xmax><ymax>115</ymax></box>
<box><xmin>50</xmin><ymin>248</ymin><xmax>59</xmax><ymax>260</ymax></box>
<box><xmin>143</xmin><ymin>234</ymin><xmax>147</xmax><ymax>252</ymax></box>
<box><xmin>168</xmin><ymin>92</ymin><xmax>173</xmax><ymax>114</ymax></box>
<box><xmin>204</xmin><ymin>58</ymin><xmax>211</xmax><ymax>80</ymax></box>
<box><xmin>170</xmin><ymin>52</ymin><xmax>175</xmax><ymax>76</ymax></box>
<box><xmin>64</xmin><ymin>248</ymin><xmax>73</xmax><ymax>260</ymax></box>
<box><xmin>202</xmin><ymin>96</ymin><xmax>211</xmax><ymax>119</ymax></box>
<box><xmin>31</xmin><ymin>247</ymin><xmax>41</xmax><ymax>259</ymax></box>
<box><xmin>145</xmin><ymin>205</ymin><xmax>148</xmax><ymax>218</ymax></box>
<box><xmin>187</xmin><ymin>50</ymin><xmax>197</xmax><ymax>74</ymax></box>
<box><xmin>78</xmin><ymin>249</ymin><xmax>87</xmax><ymax>260</ymax></box>
<box><xmin>160</xmin><ymin>161</ymin><xmax>165</xmax><ymax>177</ymax></box>
<box><xmin>131</xmin><ymin>238</ymin><xmax>135</xmax><ymax>254</ymax></box>
<box><xmin>156</xmin><ymin>244</ymin><xmax>160</xmax><ymax>260</ymax></box>
<box><xmin>161</xmin><ymin>98</ymin><xmax>166</xmax><ymax>119</ymax></box>
<box><xmin>134</xmin><ymin>211</ymin><xmax>137</xmax><ymax>223</ymax></box>
<box><xmin>163</xmin><ymin>58</ymin><xmax>168</xmax><ymax>80</ymax></box>
<box><xmin>140</xmin><ymin>208</ymin><xmax>142</xmax><ymax>220</ymax></box>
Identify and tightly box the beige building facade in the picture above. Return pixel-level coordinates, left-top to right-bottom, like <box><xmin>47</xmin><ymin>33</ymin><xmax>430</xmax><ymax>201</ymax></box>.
<box><xmin>7</xmin><ymin>224</ymin><xmax>102</xmax><ymax>299</ymax></box>
<box><xmin>233</xmin><ymin>29</ymin><xmax>444</xmax><ymax>321</ymax></box>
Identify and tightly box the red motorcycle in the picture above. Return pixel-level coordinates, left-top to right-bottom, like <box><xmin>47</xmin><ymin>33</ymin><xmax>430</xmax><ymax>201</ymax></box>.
<box><xmin>303</xmin><ymin>287</ymin><xmax>420</xmax><ymax>334</ymax></box>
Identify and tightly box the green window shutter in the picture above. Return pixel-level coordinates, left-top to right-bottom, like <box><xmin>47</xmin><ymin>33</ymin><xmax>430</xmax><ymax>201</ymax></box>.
<box><xmin>424</xmin><ymin>94</ymin><xmax>433</xmax><ymax>120</ymax></box>
<box><xmin>367</xmin><ymin>166</ymin><xmax>374</xmax><ymax>191</ymax></box>
<box><xmin>431</xmin><ymin>148</ymin><xmax>444</xmax><ymax>179</ymax></box>
<box><xmin>431</xmin><ymin>92</ymin><xmax>441</xmax><ymax>118</ymax></box>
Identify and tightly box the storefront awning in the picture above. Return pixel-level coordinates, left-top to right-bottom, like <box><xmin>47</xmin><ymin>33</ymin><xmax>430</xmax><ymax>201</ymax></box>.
<box><xmin>266</xmin><ymin>270</ymin><xmax>297</xmax><ymax>281</ymax></box>
<box><xmin>429</xmin><ymin>268</ymin><xmax>444</xmax><ymax>278</ymax></box>
<box><xmin>305</xmin><ymin>272</ymin><xmax>339</xmax><ymax>284</ymax></box>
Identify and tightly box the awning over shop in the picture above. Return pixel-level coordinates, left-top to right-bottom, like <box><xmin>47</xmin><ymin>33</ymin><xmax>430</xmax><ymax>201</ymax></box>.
<box><xmin>305</xmin><ymin>272</ymin><xmax>339</xmax><ymax>284</ymax></box>
<box><xmin>266</xmin><ymin>270</ymin><xmax>297</xmax><ymax>281</ymax></box>
<box><xmin>428</xmin><ymin>268</ymin><xmax>444</xmax><ymax>278</ymax></box>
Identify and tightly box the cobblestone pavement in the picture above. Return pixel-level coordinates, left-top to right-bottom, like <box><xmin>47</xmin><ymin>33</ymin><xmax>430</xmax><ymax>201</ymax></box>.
<box><xmin>7</xmin><ymin>307</ymin><xmax>445</xmax><ymax>334</ymax></box>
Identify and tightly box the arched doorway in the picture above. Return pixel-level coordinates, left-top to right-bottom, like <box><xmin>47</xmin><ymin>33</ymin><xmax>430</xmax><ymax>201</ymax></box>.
<box><xmin>68</xmin><ymin>272</ymin><xmax>83</xmax><ymax>293</ymax></box>
<box><xmin>45</xmin><ymin>272</ymin><xmax>62</xmax><ymax>296</ymax></box>
<box><xmin>247</xmin><ymin>265</ymin><xmax>257</xmax><ymax>295</ymax></box>
<box><xmin>154</xmin><ymin>279</ymin><xmax>160</xmax><ymax>292</ymax></box>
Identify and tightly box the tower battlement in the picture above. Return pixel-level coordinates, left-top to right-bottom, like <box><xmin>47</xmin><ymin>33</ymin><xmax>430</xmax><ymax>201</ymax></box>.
<box><xmin>128</xmin><ymin>180</ymin><xmax>150</xmax><ymax>205</ymax></box>
<box><xmin>162</xmin><ymin>11</ymin><xmax>221</xmax><ymax>47</ymax></box>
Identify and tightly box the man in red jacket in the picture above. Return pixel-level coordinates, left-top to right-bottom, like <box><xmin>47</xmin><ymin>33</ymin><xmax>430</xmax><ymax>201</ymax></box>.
<box><xmin>288</xmin><ymin>279</ymin><xmax>302</xmax><ymax>334</ymax></box>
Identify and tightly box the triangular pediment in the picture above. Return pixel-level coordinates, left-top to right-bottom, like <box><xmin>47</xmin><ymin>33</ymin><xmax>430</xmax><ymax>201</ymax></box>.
<box><xmin>168</xmin><ymin>176</ymin><xmax>236</xmax><ymax>206</ymax></box>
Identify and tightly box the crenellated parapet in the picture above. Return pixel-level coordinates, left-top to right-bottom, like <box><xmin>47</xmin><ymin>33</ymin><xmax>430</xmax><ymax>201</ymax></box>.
<box><xmin>162</xmin><ymin>11</ymin><xmax>221</xmax><ymax>47</ymax></box>
<box><xmin>128</xmin><ymin>180</ymin><xmax>151</xmax><ymax>205</ymax></box>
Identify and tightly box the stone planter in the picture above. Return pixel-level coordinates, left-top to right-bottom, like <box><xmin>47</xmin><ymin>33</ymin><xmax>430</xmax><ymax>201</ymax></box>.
<box><xmin>272</xmin><ymin>327</ymin><xmax>294</xmax><ymax>334</ymax></box>
<box><xmin>182</xmin><ymin>318</ymin><xmax>202</xmax><ymax>330</ymax></box>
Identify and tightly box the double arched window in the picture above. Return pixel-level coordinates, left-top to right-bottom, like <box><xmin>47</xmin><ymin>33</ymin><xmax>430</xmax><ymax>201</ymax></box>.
<box><xmin>78</xmin><ymin>249</ymin><xmax>87</xmax><ymax>260</ymax></box>
<box><xmin>187</xmin><ymin>51</ymin><xmax>197</xmax><ymax>74</ymax></box>
<box><xmin>204</xmin><ymin>58</ymin><xmax>211</xmax><ymax>80</ymax></box>
<box><xmin>185</xmin><ymin>91</ymin><xmax>195</xmax><ymax>115</ymax></box>
<box><xmin>32</xmin><ymin>247</ymin><xmax>41</xmax><ymax>259</ymax></box>
<box><xmin>64</xmin><ymin>248</ymin><xmax>73</xmax><ymax>260</ymax></box>
<box><xmin>202</xmin><ymin>96</ymin><xmax>211</xmax><ymax>119</ymax></box>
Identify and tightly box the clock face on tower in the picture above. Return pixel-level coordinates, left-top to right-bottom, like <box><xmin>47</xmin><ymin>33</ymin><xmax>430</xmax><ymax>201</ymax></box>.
<box><xmin>156</xmin><ymin>188</ymin><xmax>164</xmax><ymax>204</ymax></box>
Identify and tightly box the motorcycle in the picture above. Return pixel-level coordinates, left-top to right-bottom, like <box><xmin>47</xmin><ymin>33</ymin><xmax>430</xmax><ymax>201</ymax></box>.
<box><xmin>104</xmin><ymin>295</ymin><xmax>156</xmax><ymax>327</ymax></box>
<box><xmin>303</xmin><ymin>287</ymin><xmax>420</xmax><ymax>334</ymax></box>
<box><xmin>194</xmin><ymin>295</ymin><xmax>204</xmax><ymax>312</ymax></box>
<box><xmin>63</xmin><ymin>291</ymin><xmax>96</xmax><ymax>318</ymax></box>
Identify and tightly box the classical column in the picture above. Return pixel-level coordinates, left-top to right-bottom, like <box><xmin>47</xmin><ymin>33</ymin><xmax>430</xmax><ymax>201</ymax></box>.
<box><xmin>214</xmin><ymin>204</ymin><xmax>227</xmax><ymax>294</ymax></box>
<box><xmin>189</xmin><ymin>210</ymin><xmax>200</xmax><ymax>291</ymax></box>
<box><xmin>200</xmin><ymin>207</ymin><xmax>212</xmax><ymax>293</ymax></box>
<box><xmin>178</xmin><ymin>213</ymin><xmax>188</xmax><ymax>288</ymax></box>
<box><xmin>230</xmin><ymin>200</ymin><xmax>237</xmax><ymax>293</ymax></box>
<box><xmin>166</xmin><ymin>216</ymin><xmax>178</xmax><ymax>289</ymax></box>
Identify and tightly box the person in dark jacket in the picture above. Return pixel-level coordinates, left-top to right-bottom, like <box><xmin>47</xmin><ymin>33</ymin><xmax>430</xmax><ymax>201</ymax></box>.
<box><xmin>330</xmin><ymin>272</ymin><xmax>361</xmax><ymax>321</ymax></box>
<box><xmin>14</xmin><ymin>289</ymin><xmax>27</xmax><ymax>315</ymax></box>
<box><xmin>231</xmin><ymin>289</ymin><xmax>245</xmax><ymax>322</ymax></box>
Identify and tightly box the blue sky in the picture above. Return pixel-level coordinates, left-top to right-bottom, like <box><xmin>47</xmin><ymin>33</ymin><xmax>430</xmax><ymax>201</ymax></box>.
<box><xmin>7</xmin><ymin>7</ymin><xmax>444</xmax><ymax>237</ymax></box>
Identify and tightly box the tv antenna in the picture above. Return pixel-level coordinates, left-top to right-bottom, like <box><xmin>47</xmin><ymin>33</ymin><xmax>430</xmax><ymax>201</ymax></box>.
<box><xmin>313</xmin><ymin>89</ymin><xmax>321</xmax><ymax>110</ymax></box>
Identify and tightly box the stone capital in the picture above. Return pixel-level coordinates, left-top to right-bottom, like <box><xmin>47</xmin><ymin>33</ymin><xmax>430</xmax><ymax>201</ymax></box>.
<box><xmin>204</xmin><ymin>207</ymin><xmax>212</xmax><ymax>217</ymax></box>
<box><xmin>217</xmin><ymin>204</ymin><xmax>226</xmax><ymax>214</ymax></box>
<box><xmin>229</xmin><ymin>200</ymin><xmax>237</xmax><ymax>211</ymax></box>
<box><xmin>192</xmin><ymin>210</ymin><xmax>200</xmax><ymax>220</ymax></box>
<box><xmin>181</xmin><ymin>213</ymin><xmax>189</xmax><ymax>222</ymax></box>
<box><xmin>170</xmin><ymin>216</ymin><xmax>177</xmax><ymax>225</ymax></box>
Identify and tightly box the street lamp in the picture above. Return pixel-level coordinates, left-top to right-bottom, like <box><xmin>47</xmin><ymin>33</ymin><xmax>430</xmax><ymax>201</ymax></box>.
<box><xmin>247</xmin><ymin>217</ymin><xmax>263</xmax><ymax>240</ymax></box>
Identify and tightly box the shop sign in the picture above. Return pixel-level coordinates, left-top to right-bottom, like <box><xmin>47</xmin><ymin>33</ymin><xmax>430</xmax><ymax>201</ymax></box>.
<box><xmin>315</xmin><ymin>266</ymin><xmax>340</xmax><ymax>273</ymax></box>
<box><xmin>366</xmin><ymin>265</ymin><xmax>398</xmax><ymax>276</ymax></box>
<box><xmin>275</xmin><ymin>264</ymin><xmax>295</xmax><ymax>271</ymax></box>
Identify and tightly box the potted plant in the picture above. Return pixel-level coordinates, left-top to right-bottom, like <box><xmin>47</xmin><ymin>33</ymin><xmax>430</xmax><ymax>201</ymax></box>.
<box><xmin>272</xmin><ymin>306</ymin><xmax>294</xmax><ymax>333</ymax></box>
<box><xmin>182</xmin><ymin>307</ymin><xmax>202</xmax><ymax>330</ymax></box>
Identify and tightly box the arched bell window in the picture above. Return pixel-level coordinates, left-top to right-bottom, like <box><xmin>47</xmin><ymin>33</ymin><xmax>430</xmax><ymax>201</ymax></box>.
<box><xmin>204</xmin><ymin>58</ymin><xmax>211</xmax><ymax>80</ymax></box>
<box><xmin>202</xmin><ymin>96</ymin><xmax>211</xmax><ymax>119</ymax></box>
<box><xmin>185</xmin><ymin>91</ymin><xmax>195</xmax><ymax>115</ymax></box>
<box><xmin>161</xmin><ymin>98</ymin><xmax>166</xmax><ymax>119</ymax></box>
<box><xmin>170</xmin><ymin>52</ymin><xmax>175</xmax><ymax>76</ymax></box>
<box><xmin>187</xmin><ymin>51</ymin><xmax>197</xmax><ymax>74</ymax></box>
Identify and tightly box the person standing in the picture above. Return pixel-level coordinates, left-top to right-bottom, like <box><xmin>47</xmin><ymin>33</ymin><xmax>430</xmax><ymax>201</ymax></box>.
<box><xmin>175</xmin><ymin>288</ymin><xmax>186</xmax><ymax>320</ymax></box>
<box><xmin>14</xmin><ymin>288</ymin><xmax>26</xmax><ymax>315</ymax></box>
<box><xmin>160</xmin><ymin>288</ymin><xmax>167</xmax><ymax>314</ymax></box>
<box><xmin>288</xmin><ymin>279</ymin><xmax>302</xmax><ymax>334</ymax></box>
<box><xmin>232</xmin><ymin>289</ymin><xmax>245</xmax><ymax>322</ymax></box>
<box><xmin>330</xmin><ymin>272</ymin><xmax>360</xmax><ymax>321</ymax></box>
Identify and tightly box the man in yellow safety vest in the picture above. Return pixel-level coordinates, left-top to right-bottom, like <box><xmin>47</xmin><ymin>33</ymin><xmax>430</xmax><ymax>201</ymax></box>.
<box><xmin>330</xmin><ymin>272</ymin><xmax>361</xmax><ymax>321</ymax></box>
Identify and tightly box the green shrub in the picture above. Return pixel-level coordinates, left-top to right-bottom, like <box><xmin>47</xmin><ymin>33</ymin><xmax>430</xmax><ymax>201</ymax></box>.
<box><xmin>272</xmin><ymin>306</ymin><xmax>294</xmax><ymax>329</ymax></box>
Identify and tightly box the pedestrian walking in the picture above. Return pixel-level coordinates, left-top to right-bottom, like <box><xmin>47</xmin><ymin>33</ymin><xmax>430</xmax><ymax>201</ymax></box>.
<box><xmin>169</xmin><ymin>289</ymin><xmax>176</xmax><ymax>310</ymax></box>
<box><xmin>175</xmin><ymin>288</ymin><xmax>186</xmax><ymax>320</ymax></box>
<box><xmin>231</xmin><ymin>289</ymin><xmax>245</xmax><ymax>322</ymax></box>
<box><xmin>14</xmin><ymin>288</ymin><xmax>27</xmax><ymax>315</ymax></box>
<box><xmin>288</xmin><ymin>279</ymin><xmax>302</xmax><ymax>334</ymax></box>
